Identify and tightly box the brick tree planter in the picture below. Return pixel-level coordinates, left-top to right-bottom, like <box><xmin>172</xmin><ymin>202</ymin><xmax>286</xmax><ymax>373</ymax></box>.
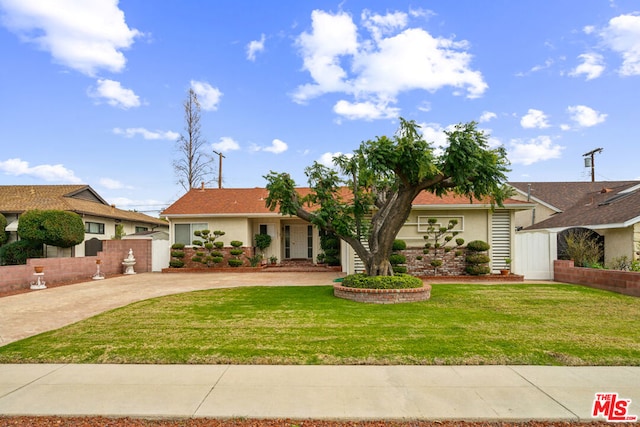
<box><xmin>333</xmin><ymin>283</ymin><xmax>432</xmax><ymax>304</ymax></box>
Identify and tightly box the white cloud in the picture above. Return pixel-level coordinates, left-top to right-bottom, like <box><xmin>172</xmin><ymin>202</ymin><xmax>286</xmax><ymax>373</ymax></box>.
<box><xmin>318</xmin><ymin>152</ymin><xmax>341</xmax><ymax>167</ymax></box>
<box><xmin>212</xmin><ymin>136</ymin><xmax>240</xmax><ymax>152</ymax></box>
<box><xmin>570</xmin><ymin>53</ymin><xmax>605</xmax><ymax>80</ymax></box>
<box><xmin>520</xmin><ymin>109</ymin><xmax>550</xmax><ymax>129</ymax></box>
<box><xmin>0</xmin><ymin>158</ymin><xmax>82</xmax><ymax>183</ymax></box>
<box><xmin>567</xmin><ymin>105</ymin><xmax>607</xmax><ymax>127</ymax></box>
<box><xmin>600</xmin><ymin>13</ymin><xmax>640</xmax><ymax>76</ymax></box>
<box><xmin>89</xmin><ymin>79</ymin><xmax>140</xmax><ymax>109</ymax></box>
<box><xmin>293</xmin><ymin>9</ymin><xmax>486</xmax><ymax>119</ymax></box>
<box><xmin>263</xmin><ymin>139</ymin><xmax>288</xmax><ymax>154</ymax></box>
<box><xmin>246</xmin><ymin>33</ymin><xmax>266</xmax><ymax>61</ymax></box>
<box><xmin>583</xmin><ymin>25</ymin><xmax>596</xmax><ymax>35</ymax></box>
<box><xmin>0</xmin><ymin>0</ymin><xmax>141</xmax><ymax>76</ymax></box>
<box><xmin>479</xmin><ymin>111</ymin><xmax>497</xmax><ymax>123</ymax></box>
<box><xmin>190</xmin><ymin>80</ymin><xmax>222</xmax><ymax>111</ymax></box>
<box><xmin>333</xmin><ymin>99</ymin><xmax>400</xmax><ymax>121</ymax></box>
<box><xmin>417</xmin><ymin>122</ymin><xmax>451</xmax><ymax>154</ymax></box>
<box><xmin>99</xmin><ymin>178</ymin><xmax>133</xmax><ymax>190</ymax></box>
<box><xmin>508</xmin><ymin>136</ymin><xmax>564</xmax><ymax>165</ymax></box>
<box><xmin>113</xmin><ymin>127</ymin><xmax>178</xmax><ymax>140</ymax></box>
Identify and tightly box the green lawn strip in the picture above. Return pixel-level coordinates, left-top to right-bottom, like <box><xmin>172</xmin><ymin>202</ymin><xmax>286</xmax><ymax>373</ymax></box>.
<box><xmin>0</xmin><ymin>283</ymin><xmax>638</xmax><ymax>365</ymax></box>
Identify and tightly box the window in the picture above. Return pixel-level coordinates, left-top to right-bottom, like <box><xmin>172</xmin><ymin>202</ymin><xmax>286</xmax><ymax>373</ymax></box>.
<box><xmin>135</xmin><ymin>226</ymin><xmax>148</xmax><ymax>233</ymax></box>
<box><xmin>174</xmin><ymin>223</ymin><xmax>208</xmax><ymax>245</ymax></box>
<box><xmin>85</xmin><ymin>222</ymin><xmax>105</xmax><ymax>234</ymax></box>
<box><xmin>259</xmin><ymin>224</ymin><xmax>268</xmax><ymax>235</ymax></box>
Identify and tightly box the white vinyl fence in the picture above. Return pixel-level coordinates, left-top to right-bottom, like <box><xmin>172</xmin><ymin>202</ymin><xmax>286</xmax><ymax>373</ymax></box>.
<box><xmin>514</xmin><ymin>231</ymin><xmax>557</xmax><ymax>280</ymax></box>
<box><xmin>152</xmin><ymin>239</ymin><xmax>171</xmax><ymax>272</ymax></box>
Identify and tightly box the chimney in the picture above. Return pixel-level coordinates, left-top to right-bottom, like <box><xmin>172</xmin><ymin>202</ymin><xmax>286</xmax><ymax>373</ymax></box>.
<box><xmin>200</xmin><ymin>182</ymin><xmax>205</xmax><ymax>191</ymax></box>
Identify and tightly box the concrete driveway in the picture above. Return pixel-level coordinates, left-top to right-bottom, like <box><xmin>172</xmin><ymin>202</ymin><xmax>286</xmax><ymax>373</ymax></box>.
<box><xmin>0</xmin><ymin>271</ymin><xmax>343</xmax><ymax>346</ymax></box>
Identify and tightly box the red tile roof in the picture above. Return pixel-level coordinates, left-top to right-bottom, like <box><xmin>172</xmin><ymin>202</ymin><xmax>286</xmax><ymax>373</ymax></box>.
<box><xmin>161</xmin><ymin>187</ymin><xmax>527</xmax><ymax>216</ymax></box>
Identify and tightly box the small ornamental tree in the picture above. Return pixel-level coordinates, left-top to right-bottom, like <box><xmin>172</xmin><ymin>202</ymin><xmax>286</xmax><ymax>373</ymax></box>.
<box><xmin>192</xmin><ymin>229</ymin><xmax>225</xmax><ymax>267</ymax></box>
<box><xmin>265</xmin><ymin>118</ymin><xmax>510</xmax><ymax>277</ymax></box>
<box><xmin>423</xmin><ymin>218</ymin><xmax>464</xmax><ymax>274</ymax></box>
<box><xmin>18</xmin><ymin>210</ymin><xmax>84</xmax><ymax>248</ymax></box>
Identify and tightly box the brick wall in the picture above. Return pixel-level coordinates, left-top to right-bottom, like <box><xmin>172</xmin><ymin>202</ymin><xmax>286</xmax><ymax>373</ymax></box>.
<box><xmin>402</xmin><ymin>247</ymin><xmax>467</xmax><ymax>276</ymax></box>
<box><xmin>554</xmin><ymin>259</ymin><xmax>640</xmax><ymax>297</ymax></box>
<box><xmin>0</xmin><ymin>240</ymin><xmax>151</xmax><ymax>293</ymax></box>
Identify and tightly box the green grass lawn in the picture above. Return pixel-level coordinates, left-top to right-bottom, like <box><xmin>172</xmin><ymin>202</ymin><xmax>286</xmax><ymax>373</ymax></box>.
<box><xmin>1</xmin><ymin>283</ymin><xmax>639</xmax><ymax>365</ymax></box>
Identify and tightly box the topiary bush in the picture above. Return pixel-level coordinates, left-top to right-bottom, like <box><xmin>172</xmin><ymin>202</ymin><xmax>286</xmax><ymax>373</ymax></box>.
<box><xmin>392</xmin><ymin>239</ymin><xmax>407</xmax><ymax>251</ymax></box>
<box><xmin>0</xmin><ymin>240</ymin><xmax>43</xmax><ymax>265</ymax></box>
<box><xmin>228</xmin><ymin>259</ymin><xmax>243</xmax><ymax>267</ymax></box>
<box><xmin>169</xmin><ymin>259</ymin><xmax>184</xmax><ymax>268</ymax></box>
<box><xmin>18</xmin><ymin>209</ymin><xmax>84</xmax><ymax>248</ymax></box>
<box><xmin>341</xmin><ymin>273</ymin><xmax>423</xmax><ymax>290</ymax></box>
<box><xmin>320</xmin><ymin>231</ymin><xmax>341</xmax><ymax>266</ymax></box>
<box><xmin>465</xmin><ymin>240</ymin><xmax>490</xmax><ymax>275</ymax></box>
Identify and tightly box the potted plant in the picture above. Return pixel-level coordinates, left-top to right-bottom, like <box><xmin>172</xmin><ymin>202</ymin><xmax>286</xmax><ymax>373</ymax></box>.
<box><xmin>269</xmin><ymin>255</ymin><xmax>278</xmax><ymax>265</ymax></box>
<box><xmin>500</xmin><ymin>258</ymin><xmax>512</xmax><ymax>275</ymax></box>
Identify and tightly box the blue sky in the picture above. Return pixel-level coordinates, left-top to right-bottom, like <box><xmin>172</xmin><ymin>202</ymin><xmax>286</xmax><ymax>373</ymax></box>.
<box><xmin>1</xmin><ymin>1</ymin><xmax>639</xmax><ymax>215</ymax></box>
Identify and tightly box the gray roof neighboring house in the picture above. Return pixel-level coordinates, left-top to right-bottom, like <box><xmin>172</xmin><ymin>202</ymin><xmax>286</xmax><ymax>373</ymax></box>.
<box><xmin>509</xmin><ymin>181</ymin><xmax>640</xmax><ymax>231</ymax></box>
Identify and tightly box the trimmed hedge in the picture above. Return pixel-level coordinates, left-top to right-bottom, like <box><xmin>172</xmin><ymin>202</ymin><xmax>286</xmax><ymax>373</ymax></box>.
<box><xmin>341</xmin><ymin>273</ymin><xmax>423</xmax><ymax>290</ymax></box>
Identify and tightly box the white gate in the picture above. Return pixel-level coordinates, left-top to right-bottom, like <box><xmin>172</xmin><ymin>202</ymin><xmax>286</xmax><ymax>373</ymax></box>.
<box><xmin>152</xmin><ymin>239</ymin><xmax>171</xmax><ymax>272</ymax></box>
<box><xmin>514</xmin><ymin>231</ymin><xmax>557</xmax><ymax>280</ymax></box>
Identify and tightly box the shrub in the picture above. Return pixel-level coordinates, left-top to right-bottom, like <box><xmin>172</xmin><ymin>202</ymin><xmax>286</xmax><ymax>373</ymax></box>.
<box><xmin>192</xmin><ymin>240</ymin><xmax>203</xmax><ymax>247</ymax></box>
<box><xmin>389</xmin><ymin>254</ymin><xmax>406</xmax><ymax>265</ymax></box>
<box><xmin>214</xmin><ymin>241</ymin><xmax>224</xmax><ymax>249</ymax></box>
<box><xmin>465</xmin><ymin>254</ymin><xmax>491</xmax><ymax>264</ymax></box>
<box><xmin>171</xmin><ymin>250</ymin><xmax>185</xmax><ymax>258</ymax></box>
<box><xmin>560</xmin><ymin>229</ymin><xmax>603</xmax><ymax>268</ymax></box>
<box><xmin>341</xmin><ymin>273</ymin><xmax>423</xmax><ymax>290</ymax></box>
<box><xmin>230</xmin><ymin>249</ymin><xmax>244</xmax><ymax>256</ymax></box>
<box><xmin>18</xmin><ymin>209</ymin><xmax>84</xmax><ymax>248</ymax></box>
<box><xmin>465</xmin><ymin>264</ymin><xmax>490</xmax><ymax>275</ymax></box>
<box><xmin>392</xmin><ymin>266</ymin><xmax>407</xmax><ymax>274</ymax></box>
<box><xmin>169</xmin><ymin>259</ymin><xmax>184</xmax><ymax>268</ymax></box>
<box><xmin>467</xmin><ymin>240</ymin><xmax>490</xmax><ymax>252</ymax></box>
<box><xmin>171</xmin><ymin>243</ymin><xmax>185</xmax><ymax>250</ymax></box>
<box><xmin>320</xmin><ymin>231</ymin><xmax>341</xmax><ymax>266</ymax></box>
<box><xmin>211</xmin><ymin>256</ymin><xmax>224</xmax><ymax>264</ymax></box>
<box><xmin>228</xmin><ymin>259</ymin><xmax>243</xmax><ymax>267</ymax></box>
<box><xmin>392</xmin><ymin>239</ymin><xmax>407</xmax><ymax>251</ymax></box>
<box><xmin>0</xmin><ymin>213</ymin><xmax>7</xmax><ymax>246</ymax></box>
<box><xmin>248</xmin><ymin>254</ymin><xmax>262</xmax><ymax>267</ymax></box>
<box><xmin>254</xmin><ymin>234</ymin><xmax>272</xmax><ymax>253</ymax></box>
<box><xmin>210</xmin><ymin>251</ymin><xmax>223</xmax><ymax>257</ymax></box>
<box><xmin>230</xmin><ymin>240</ymin><xmax>243</xmax><ymax>248</ymax></box>
<box><xmin>0</xmin><ymin>240</ymin><xmax>43</xmax><ymax>265</ymax></box>
<box><xmin>191</xmin><ymin>256</ymin><xmax>202</xmax><ymax>263</ymax></box>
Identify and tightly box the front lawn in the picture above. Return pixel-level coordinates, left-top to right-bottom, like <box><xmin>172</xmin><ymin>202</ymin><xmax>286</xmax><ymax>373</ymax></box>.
<box><xmin>0</xmin><ymin>284</ymin><xmax>638</xmax><ymax>365</ymax></box>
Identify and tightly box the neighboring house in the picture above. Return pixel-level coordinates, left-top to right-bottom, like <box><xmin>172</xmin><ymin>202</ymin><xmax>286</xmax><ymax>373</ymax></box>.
<box><xmin>510</xmin><ymin>181</ymin><xmax>640</xmax><ymax>274</ymax></box>
<box><xmin>0</xmin><ymin>185</ymin><xmax>169</xmax><ymax>257</ymax></box>
<box><xmin>161</xmin><ymin>186</ymin><xmax>533</xmax><ymax>274</ymax></box>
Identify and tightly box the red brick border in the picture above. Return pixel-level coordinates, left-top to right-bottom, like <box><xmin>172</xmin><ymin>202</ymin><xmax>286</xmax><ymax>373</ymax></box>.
<box><xmin>333</xmin><ymin>283</ymin><xmax>432</xmax><ymax>304</ymax></box>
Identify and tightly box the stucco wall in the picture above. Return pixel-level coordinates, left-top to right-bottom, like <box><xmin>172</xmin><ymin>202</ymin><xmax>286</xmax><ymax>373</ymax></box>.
<box><xmin>600</xmin><ymin>227</ymin><xmax>634</xmax><ymax>266</ymax></box>
<box><xmin>397</xmin><ymin>209</ymin><xmax>490</xmax><ymax>249</ymax></box>
<box><xmin>510</xmin><ymin>192</ymin><xmax>557</xmax><ymax>229</ymax></box>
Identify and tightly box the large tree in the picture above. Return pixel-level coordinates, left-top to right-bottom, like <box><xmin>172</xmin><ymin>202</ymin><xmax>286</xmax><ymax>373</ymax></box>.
<box><xmin>265</xmin><ymin>118</ymin><xmax>510</xmax><ymax>276</ymax></box>
<box><xmin>173</xmin><ymin>88</ymin><xmax>215</xmax><ymax>191</ymax></box>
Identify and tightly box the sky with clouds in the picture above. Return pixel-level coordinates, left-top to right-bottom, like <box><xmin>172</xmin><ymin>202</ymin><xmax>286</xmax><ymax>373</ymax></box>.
<box><xmin>1</xmin><ymin>0</ymin><xmax>639</xmax><ymax>215</ymax></box>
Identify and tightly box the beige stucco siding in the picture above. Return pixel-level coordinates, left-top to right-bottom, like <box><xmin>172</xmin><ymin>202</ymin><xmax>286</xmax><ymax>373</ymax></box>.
<box><xmin>600</xmin><ymin>226</ymin><xmax>635</xmax><ymax>265</ymax></box>
<box><xmin>510</xmin><ymin>193</ymin><xmax>557</xmax><ymax>229</ymax></box>
<box><xmin>398</xmin><ymin>209</ymin><xmax>490</xmax><ymax>249</ymax></box>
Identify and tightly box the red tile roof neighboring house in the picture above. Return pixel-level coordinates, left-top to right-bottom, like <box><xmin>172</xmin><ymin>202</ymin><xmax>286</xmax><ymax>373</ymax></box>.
<box><xmin>161</xmin><ymin>187</ymin><xmax>530</xmax><ymax>217</ymax></box>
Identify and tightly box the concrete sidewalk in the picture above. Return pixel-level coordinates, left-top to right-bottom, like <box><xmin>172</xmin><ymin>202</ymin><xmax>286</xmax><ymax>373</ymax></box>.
<box><xmin>0</xmin><ymin>364</ymin><xmax>638</xmax><ymax>421</ymax></box>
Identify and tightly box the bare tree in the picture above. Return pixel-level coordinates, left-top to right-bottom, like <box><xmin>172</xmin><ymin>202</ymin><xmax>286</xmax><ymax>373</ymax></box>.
<box><xmin>173</xmin><ymin>88</ymin><xmax>215</xmax><ymax>191</ymax></box>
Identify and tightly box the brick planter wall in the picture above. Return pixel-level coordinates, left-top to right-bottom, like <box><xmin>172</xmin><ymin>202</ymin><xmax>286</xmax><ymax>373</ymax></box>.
<box><xmin>554</xmin><ymin>259</ymin><xmax>640</xmax><ymax>297</ymax></box>
<box><xmin>333</xmin><ymin>283</ymin><xmax>432</xmax><ymax>304</ymax></box>
<box><xmin>0</xmin><ymin>240</ymin><xmax>151</xmax><ymax>293</ymax></box>
<box><xmin>171</xmin><ymin>246</ymin><xmax>255</xmax><ymax>269</ymax></box>
<box><xmin>402</xmin><ymin>247</ymin><xmax>468</xmax><ymax>276</ymax></box>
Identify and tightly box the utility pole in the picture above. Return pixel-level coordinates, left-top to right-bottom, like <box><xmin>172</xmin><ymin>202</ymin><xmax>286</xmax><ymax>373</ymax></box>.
<box><xmin>212</xmin><ymin>150</ymin><xmax>225</xmax><ymax>188</ymax></box>
<box><xmin>582</xmin><ymin>147</ymin><xmax>603</xmax><ymax>182</ymax></box>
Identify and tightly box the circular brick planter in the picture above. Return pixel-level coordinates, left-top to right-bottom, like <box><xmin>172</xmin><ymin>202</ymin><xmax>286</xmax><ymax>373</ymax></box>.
<box><xmin>333</xmin><ymin>283</ymin><xmax>431</xmax><ymax>304</ymax></box>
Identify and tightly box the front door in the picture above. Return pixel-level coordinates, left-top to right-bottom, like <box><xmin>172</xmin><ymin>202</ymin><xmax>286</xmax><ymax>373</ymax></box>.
<box><xmin>285</xmin><ymin>224</ymin><xmax>312</xmax><ymax>259</ymax></box>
